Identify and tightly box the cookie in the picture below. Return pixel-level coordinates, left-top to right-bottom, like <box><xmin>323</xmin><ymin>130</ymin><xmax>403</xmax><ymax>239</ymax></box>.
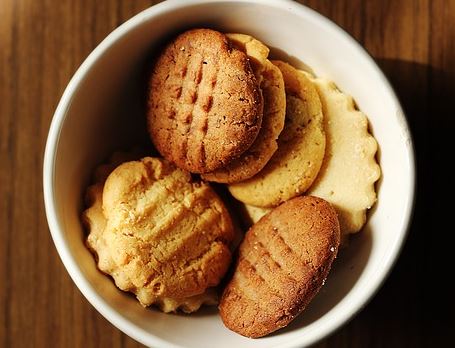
<box><xmin>83</xmin><ymin>156</ymin><xmax>234</xmax><ymax>312</ymax></box>
<box><xmin>304</xmin><ymin>73</ymin><xmax>381</xmax><ymax>234</ymax></box>
<box><xmin>148</xmin><ymin>29</ymin><xmax>263</xmax><ymax>174</ymax></box>
<box><xmin>228</xmin><ymin>60</ymin><xmax>326</xmax><ymax>207</ymax></box>
<box><xmin>202</xmin><ymin>34</ymin><xmax>286</xmax><ymax>183</ymax></box>
<box><xmin>219</xmin><ymin>196</ymin><xmax>340</xmax><ymax>338</ymax></box>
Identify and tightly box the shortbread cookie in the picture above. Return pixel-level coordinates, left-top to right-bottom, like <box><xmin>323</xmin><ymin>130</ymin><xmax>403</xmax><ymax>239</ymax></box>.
<box><xmin>229</xmin><ymin>60</ymin><xmax>325</xmax><ymax>207</ymax></box>
<box><xmin>83</xmin><ymin>156</ymin><xmax>234</xmax><ymax>312</ymax></box>
<box><xmin>148</xmin><ymin>29</ymin><xmax>263</xmax><ymax>174</ymax></box>
<box><xmin>219</xmin><ymin>196</ymin><xmax>340</xmax><ymax>338</ymax></box>
<box><xmin>202</xmin><ymin>34</ymin><xmax>286</xmax><ymax>184</ymax></box>
<box><xmin>304</xmin><ymin>73</ymin><xmax>381</xmax><ymax>234</ymax></box>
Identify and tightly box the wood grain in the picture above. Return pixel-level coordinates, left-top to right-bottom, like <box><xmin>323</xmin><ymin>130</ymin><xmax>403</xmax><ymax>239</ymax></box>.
<box><xmin>0</xmin><ymin>0</ymin><xmax>452</xmax><ymax>347</ymax></box>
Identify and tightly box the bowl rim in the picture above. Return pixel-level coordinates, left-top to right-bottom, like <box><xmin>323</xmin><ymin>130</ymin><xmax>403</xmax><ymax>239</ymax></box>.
<box><xmin>43</xmin><ymin>0</ymin><xmax>416</xmax><ymax>347</ymax></box>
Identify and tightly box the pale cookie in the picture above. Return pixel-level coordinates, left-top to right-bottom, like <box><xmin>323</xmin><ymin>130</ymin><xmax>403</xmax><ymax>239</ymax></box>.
<box><xmin>148</xmin><ymin>29</ymin><xmax>263</xmax><ymax>174</ymax></box>
<box><xmin>202</xmin><ymin>34</ymin><xmax>286</xmax><ymax>183</ymax></box>
<box><xmin>229</xmin><ymin>60</ymin><xmax>325</xmax><ymax>207</ymax></box>
<box><xmin>219</xmin><ymin>196</ymin><xmax>340</xmax><ymax>338</ymax></box>
<box><xmin>83</xmin><ymin>156</ymin><xmax>234</xmax><ymax>313</ymax></box>
<box><xmin>302</xmin><ymin>73</ymin><xmax>381</xmax><ymax>234</ymax></box>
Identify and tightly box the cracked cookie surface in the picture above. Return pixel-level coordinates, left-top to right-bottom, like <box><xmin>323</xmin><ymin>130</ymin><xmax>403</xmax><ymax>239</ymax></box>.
<box><xmin>148</xmin><ymin>29</ymin><xmax>263</xmax><ymax>174</ymax></box>
<box><xmin>83</xmin><ymin>155</ymin><xmax>234</xmax><ymax>312</ymax></box>
<box><xmin>219</xmin><ymin>196</ymin><xmax>340</xmax><ymax>338</ymax></box>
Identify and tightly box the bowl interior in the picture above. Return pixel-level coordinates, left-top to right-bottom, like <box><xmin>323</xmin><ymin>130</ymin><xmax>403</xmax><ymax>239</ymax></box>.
<box><xmin>46</xmin><ymin>1</ymin><xmax>414</xmax><ymax>347</ymax></box>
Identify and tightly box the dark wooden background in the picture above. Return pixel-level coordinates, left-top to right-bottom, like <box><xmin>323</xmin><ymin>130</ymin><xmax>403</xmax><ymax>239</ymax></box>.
<box><xmin>0</xmin><ymin>0</ymin><xmax>453</xmax><ymax>347</ymax></box>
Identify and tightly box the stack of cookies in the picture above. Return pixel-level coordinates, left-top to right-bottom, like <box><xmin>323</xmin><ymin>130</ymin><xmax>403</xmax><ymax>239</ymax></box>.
<box><xmin>82</xmin><ymin>28</ymin><xmax>381</xmax><ymax>338</ymax></box>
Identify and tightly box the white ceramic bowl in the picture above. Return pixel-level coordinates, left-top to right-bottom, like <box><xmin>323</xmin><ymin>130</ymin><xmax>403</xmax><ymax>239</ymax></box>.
<box><xmin>43</xmin><ymin>0</ymin><xmax>415</xmax><ymax>347</ymax></box>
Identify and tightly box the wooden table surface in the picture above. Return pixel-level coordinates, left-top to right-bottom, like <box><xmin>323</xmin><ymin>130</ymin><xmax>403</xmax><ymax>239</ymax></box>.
<box><xmin>0</xmin><ymin>0</ymin><xmax>453</xmax><ymax>347</ymax></box>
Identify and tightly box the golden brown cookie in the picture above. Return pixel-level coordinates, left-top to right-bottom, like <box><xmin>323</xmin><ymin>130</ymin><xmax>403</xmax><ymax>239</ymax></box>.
<box><xmin>304</xmin><ymin>73</ymin><xmax>381</xmax><ymax>234</ymax></box>
<box><xmin>228</xmin><ymin>60</ymin><xmax>326</xmax><ymax>207</ymax></box>
<box><xmin>219</xmin><ymin>196</ymin><xmax>340</xmax><ymax>338</ymax></box>
<box><xmin>202</xmin><ymin>34</ymin><xmax>286</xmax><ymax>184</ymax></box>
<box><xmin>83</xmin><ymin>156</ymin><xmax>235</xmax><ymax>312</ymax></box>
<box><xmin>148</xmin><ymin>29</ymin><xmax>263</xmax><ymax>174</ymax></box>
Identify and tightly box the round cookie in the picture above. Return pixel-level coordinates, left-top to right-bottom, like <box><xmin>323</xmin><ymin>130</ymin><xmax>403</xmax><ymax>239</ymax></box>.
<box><xmin>148</xmin><ymin>29</ymin><xmax>263</xmax><ymax>174</ymax></box>
<box><xmin>229</xmin><ymin>60</ymin><xmax>326</xmax><ymax>207</ymax></box>
<box><xmin>83</xmin><ymin>156</ymin><xmax>234</xmax><ymax>312</ymax></box>
<box><xmin>304</xmin><ymin>72</ymin><xmax>381</xmax><ymax>234</ymax></box>
<box><xmin>202</xmin><ymin>34</ymin><xmax>286</xmax><ymax>184</ymax></box>
<box><xmin>219</xmin><ymin>196</ymin><xmax>341</xmax><ymax>338</ymax></box>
